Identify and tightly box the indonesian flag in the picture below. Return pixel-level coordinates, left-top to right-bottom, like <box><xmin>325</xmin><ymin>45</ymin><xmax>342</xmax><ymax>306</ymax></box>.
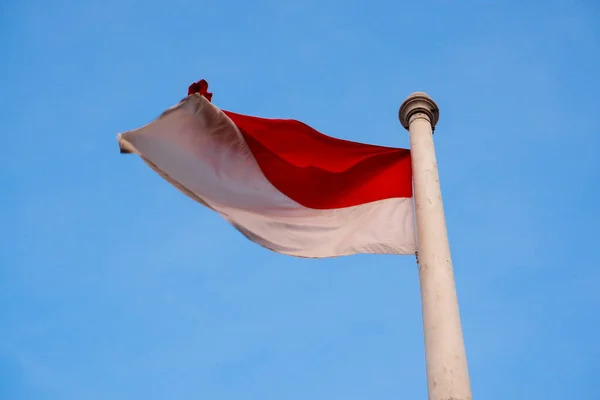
<box><xmin>118</xmin><ymin>80</ymin><xmax>415</xmax><ymax>258</ymax></box>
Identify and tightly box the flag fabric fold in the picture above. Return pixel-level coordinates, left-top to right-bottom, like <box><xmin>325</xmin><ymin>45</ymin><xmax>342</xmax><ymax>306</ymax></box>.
<box><xmin>118</xmin><ymin>80</ymin><xmax>415</xmax><ymax>258</ymax></box>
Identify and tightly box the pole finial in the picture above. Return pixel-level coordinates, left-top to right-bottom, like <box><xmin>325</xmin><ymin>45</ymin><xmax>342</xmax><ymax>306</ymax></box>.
<box><xmin>398</xmin><ymin>92</ymin><xmax>439</xmax><ymax>130</ymax></box>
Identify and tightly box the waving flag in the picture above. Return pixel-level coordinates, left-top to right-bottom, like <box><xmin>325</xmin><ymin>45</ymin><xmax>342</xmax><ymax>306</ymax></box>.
<box><xmin>118</xmin><ymin>80</ymin><xmax>415</xmax><ymax>258</ymax></box>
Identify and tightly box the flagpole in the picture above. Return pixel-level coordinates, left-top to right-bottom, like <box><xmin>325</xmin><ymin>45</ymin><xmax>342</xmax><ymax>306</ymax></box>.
<box><xmin>399</xmin><ymin>93</ymin><xmax>472</xmax><ymax>400</ymax></box>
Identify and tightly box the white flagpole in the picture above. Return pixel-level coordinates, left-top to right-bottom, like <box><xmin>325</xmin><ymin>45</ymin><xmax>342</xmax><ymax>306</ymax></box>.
<box><xmin>399</xmin><ymin>93</ymin><xmax>472</xmax><ymax>400</ymax></box>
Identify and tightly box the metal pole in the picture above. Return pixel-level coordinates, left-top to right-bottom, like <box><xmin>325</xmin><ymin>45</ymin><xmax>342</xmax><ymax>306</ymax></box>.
<box><xmin>399</xmin><ymin>93</ymin><xmax>472</xmax><ymax>400</ymax></box>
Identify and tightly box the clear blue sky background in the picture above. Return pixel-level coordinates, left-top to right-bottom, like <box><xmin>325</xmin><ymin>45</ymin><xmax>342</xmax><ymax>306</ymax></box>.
<box><xmin>2</xmin><ymin>0</ymin><xmax>599</xmax><ymax>399</ymax></box>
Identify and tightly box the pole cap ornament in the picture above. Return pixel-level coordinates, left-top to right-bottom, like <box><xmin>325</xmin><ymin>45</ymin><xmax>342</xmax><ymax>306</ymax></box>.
<box><xmin>399</xmin><ymin>92</ymin><xmax>439</xmax><ymax>130</ymax></box>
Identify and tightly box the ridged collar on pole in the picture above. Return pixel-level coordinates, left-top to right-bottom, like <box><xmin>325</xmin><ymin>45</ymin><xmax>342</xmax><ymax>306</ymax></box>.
<box><xmin>398</xmin><ymin>92</ymin><xmax>440</xmax><ymax>130</ymax></box>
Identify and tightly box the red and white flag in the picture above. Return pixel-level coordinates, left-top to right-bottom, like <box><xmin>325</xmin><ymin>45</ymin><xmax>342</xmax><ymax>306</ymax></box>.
<box><xmin>118</xmin><ymin>80</ymin><xmax>415</xmax><ymax>258</ymax></box>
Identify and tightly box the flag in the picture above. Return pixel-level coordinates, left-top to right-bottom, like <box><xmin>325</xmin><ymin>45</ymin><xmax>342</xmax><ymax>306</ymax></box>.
<box><xmin>118</xmin><ymin>80</ymin><xmax>415</xmax><ymax>258</ymax></box>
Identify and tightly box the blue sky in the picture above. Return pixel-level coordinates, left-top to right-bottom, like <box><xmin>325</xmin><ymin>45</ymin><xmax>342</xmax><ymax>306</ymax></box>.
<box><xmin>2</xmin><ymin>0</ymin><xmax>599</xmax><ymax>399</ymax></box>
